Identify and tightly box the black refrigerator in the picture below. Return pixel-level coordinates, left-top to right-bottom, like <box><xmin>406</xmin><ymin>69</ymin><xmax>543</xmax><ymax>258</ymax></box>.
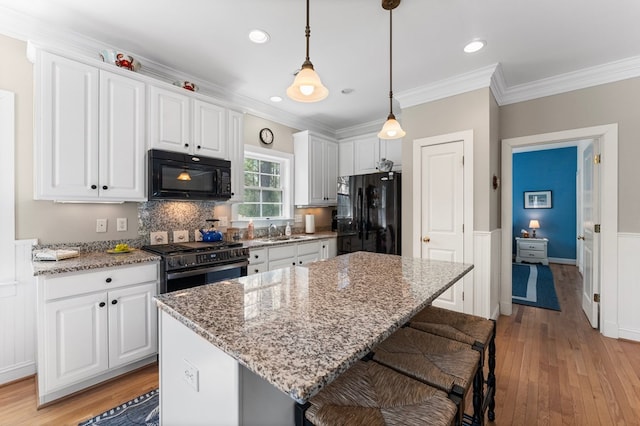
<box><xmin>336</xmin><ymin>172</ymin><xmax>401</xmax><ymax>255</ymax></box>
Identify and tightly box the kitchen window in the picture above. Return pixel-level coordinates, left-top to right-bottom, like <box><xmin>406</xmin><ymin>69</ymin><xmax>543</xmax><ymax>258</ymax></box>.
<box><xmin>235</xmin><ymin>146</ymin><xmax>293</xmax><ymax>220</ymax></box>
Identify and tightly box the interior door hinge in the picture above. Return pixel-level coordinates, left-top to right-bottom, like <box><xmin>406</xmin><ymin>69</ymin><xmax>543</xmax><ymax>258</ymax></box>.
<box><xmin>462</xmin><ymin>155</ymin><xmax>464</xmax><ymax>166</ymax></box>
<box><xmin>594</xmin><ymin>224</ymin><xmax>601</xmax><ymax>233</ymax></box>
<box><xmin>462</xmin><ymin>291</ymin><xmax>464</xmax><ymax>301</ymax></box>
<box><xmin>594</xmin><ymin>293</ymin><xmax>600</xmax><ymax>303</ymax></box>
<box><xmin>462</xmin><ymin>224</ymin><xmax>464</xmax><ymax>233</ymax></box>
<box><xmin>594</xmin><ymin>154</ymin><xmax>601</xmax><ymax>164</ymax></box>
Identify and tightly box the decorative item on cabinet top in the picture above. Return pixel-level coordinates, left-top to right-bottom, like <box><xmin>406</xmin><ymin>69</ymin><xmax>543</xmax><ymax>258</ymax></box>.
<box><xmin>99</xmin><ymin>49</ymin><xmax>141</xmax><ymax>72</ymax></box>
<box><xmin>173</xmin><ymin>81</ymin><xmax>199</xmax><ymax>92</ymax></box>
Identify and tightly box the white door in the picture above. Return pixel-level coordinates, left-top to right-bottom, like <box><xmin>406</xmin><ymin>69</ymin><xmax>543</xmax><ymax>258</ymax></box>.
<box><xmin>99</xmin><ymin>70</ymin><xmax>146</xmax><ymax>201</ymax></box>
<box><xmin>193</xmin><ymin>99</ymin><xmax>226</xmax><ymax>158</ymax></box>
<box><xmin>108</xmin><ymin>283</ymin><xmax>158</xmax><ymax>368</ymax></box>
<box><xmin>420</xmin><ymin>141</ymin><xmax>465</xmax><ymax>312</ymax></box>
<box><xmin>44</xmin><ymin>293</ymin><xmax>109</xmax><ymax>390</ymax></box>
<box><xmin>149</xmin><ymin>85</ymin><xmax>190</xmax><ymax>153</ymax></box>
<box><xmin>581</xmin><ymin>140</ymin><xmax>601</xmax><ymax>328</ymax></box>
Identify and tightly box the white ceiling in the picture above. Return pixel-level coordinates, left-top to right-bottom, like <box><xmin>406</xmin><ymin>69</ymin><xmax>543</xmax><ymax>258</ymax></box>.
<box><xmin>2</xmin><ymin>0</ymin><xmax>640</xmax><ymax>135</ymax></box>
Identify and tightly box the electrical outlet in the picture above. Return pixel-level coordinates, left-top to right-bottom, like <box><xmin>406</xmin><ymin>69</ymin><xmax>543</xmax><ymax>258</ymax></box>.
<box><xmin>96</xmin><ymin>219</ymin><xmax>107</xmax><ymax>233</ymax></box>
<box><xmin>294</xmin><ymin>214</ymin><xmax>303</xmax><ymax>223</ymax></box>
<box><xmin>182</xmin><ymin>359</ymin><xmax>199</xmax><ymax>392</ymax></box>
<box><xmin>194</xmin><ymin>229</ymin><xmax>203</xmax><ymax>241</ymax></box>
<box><xmin>150</xmin><ymin>231</ymin><xmax>168</xmax><ymax>245</ymax></box>
<box><xmin>173</xmin><ymin>230</ymin><xmax>189</xmax><ymax>242</ymax></box>
<box><xmin>218</xmin><ymin>216</ymin><xmax>228</xmax><ymax>227</ymax></box>
<box><xmin>116</xmin><ymin>217</ymin><xmax>127</xmax><ymax>232</ymax></box>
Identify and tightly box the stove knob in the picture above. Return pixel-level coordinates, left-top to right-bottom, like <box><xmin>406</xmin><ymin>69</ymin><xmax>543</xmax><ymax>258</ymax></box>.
<box><xmin>178</xmin><ymin>257</ymin><xmax>186</xmax><ymax>266</ymax></box>
<box><xmin>168</xmin><ymin>258</ymin><xmax>177</xmax><ymax>268</ymax></box>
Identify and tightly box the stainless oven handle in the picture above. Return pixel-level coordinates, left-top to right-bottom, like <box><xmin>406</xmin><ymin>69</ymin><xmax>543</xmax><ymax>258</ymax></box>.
<box><xmin>166</xmin><ymin>260</ymin><xmax>249</xmax><ymax>280</ymax></box>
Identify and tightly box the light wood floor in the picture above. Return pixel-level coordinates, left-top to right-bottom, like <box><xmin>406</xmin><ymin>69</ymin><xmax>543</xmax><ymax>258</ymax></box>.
<box><xmin>1</xmin><ymin>264</ymin><xmax>639</xmax><ymax>425</ymax></box>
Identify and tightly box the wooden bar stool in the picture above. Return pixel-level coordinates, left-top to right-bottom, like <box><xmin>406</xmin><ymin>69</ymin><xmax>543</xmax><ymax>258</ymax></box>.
<box><xmin>371</xmin><ymin>327</ymin><xmax>483</xmax><ymax>426</ymax></box>
<box><xmin>408</xmin><ymin>306</ymin><xmax>496</xmax><ymax>422</ymax></box>
<box><xmin>302</xmin><ymin>360</ymin><xmax>457</xmax><ymax>426</ymax></box>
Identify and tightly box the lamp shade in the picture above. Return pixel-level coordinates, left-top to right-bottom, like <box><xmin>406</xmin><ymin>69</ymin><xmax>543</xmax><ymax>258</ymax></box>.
<box><xmin>378</xmin><ymin>115</ymin><xmax>406</xmax><ymax>139</ymax></box>
<box><xmin>286</xmin><ymin>65</ymin><xmax>329</xmax><ymax>102</ymax></box>
<box><xmin>529</xmin><ymin>220</ymin><xmax>540</xmax><ymax>229</ymax></box>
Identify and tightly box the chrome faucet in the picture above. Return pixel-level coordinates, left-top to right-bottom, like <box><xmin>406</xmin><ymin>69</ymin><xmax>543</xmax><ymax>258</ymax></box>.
<box><xmin>268</xmin><ymin>223</ymin><xmax>278</xmax><ymax>238</ymax></box>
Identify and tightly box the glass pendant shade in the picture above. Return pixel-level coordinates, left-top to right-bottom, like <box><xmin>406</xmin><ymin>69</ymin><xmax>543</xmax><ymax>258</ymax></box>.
<box><xmin>287</xmin><ymin>64</ymin><xmax>329</xmax><ymax>102</ymax></box>
<box><xmin>378</xmin><ymin>114</ymin><xmax>406</xmax><ymax>139</ymax></box>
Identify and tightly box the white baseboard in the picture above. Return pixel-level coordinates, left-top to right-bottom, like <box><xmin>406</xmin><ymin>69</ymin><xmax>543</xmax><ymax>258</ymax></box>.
<box><xmin>0</xmin><ymin>361</ymin><xmax>35</xmax><ymax>385</ymax></box>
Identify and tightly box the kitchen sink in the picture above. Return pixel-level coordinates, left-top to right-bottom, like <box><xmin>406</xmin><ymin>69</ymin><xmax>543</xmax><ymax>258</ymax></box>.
<box><xmin>256</xmin><ymin>235</ymin><xmax>313</xmax><ymax>243</ymax></box>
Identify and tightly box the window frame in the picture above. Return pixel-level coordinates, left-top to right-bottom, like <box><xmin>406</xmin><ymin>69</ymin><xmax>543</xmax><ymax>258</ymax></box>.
<box><xmin>232</xmin><ymin>145</ymin><xmax>294</xmax><ymax>223</ymax></box>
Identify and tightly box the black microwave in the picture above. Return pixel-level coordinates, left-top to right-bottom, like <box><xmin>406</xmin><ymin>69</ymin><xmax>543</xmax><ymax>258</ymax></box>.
<box><xmin>148</xmin><ymin>149</ymin><xmax>232</xmax><ymax>201</ymax></box>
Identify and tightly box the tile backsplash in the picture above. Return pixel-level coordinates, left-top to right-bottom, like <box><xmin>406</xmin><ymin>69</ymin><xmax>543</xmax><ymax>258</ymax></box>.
<box><xmin>138</xmin><ymin>200</ymin><xmax>221</xmax><ymax>244</ymax></box>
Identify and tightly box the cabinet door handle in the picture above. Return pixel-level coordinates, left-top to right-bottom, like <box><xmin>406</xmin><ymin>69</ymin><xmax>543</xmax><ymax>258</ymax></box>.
<box><xmin>254</xmin><ymin>269</ymin><xmax>259</xmax><ymax>273</ymax></box>
<box><xmin>111</xmin><ymin>299</ymin><xmax>118</xmax><ymax>305</ymax></box>
<box><xmin>197</xmin><ymin>145</ymin><xmax>201</xmax><ymax>149</ymax></box>
<box><xmin>91</xmin><ymin>185</ymin><xmax>97</xmax><ymax>190</ymax></box>
<box><xmin>292</xmin><ymin>262</ymin><xmax>296</xmax><ymax>266</ymax></box>
<box><xmin>299</xmin><ymin>261</ymin><xmax>302</xmax><ymax>264</ymax></box>
<box><xmin>254</xmin><ymin>255</ymin><xmax>259</xmax><ymax>259</ymax></box>
<box><xmin>184</xmin><ymin>143</ymin><xmax>189</xmax><ymax>148</ymax></box>
<box><xmin>99</xmin><ymin>302</ymin><xmax>106</xmax><ymax>308</ymax></box>
<box><xmin>105</xmin><ymin>277</ymin><xmax>112</xmax><ymax>283</ymax></box>
<box><xmin>102</xmin><ymin>185</ymin><xmax>108</xmax><ymax>190</ymax></box>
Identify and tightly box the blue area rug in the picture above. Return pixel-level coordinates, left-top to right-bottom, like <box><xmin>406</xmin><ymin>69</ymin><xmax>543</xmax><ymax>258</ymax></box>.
<box><xmin>79</xmin><ymin>389</ymin><xmax>159</xmax><ymax>426</ymax></box>
<box><xmin>512</xmin><ymin>264</ymin><xmax>560</xmax><ymax>311</ymax></box>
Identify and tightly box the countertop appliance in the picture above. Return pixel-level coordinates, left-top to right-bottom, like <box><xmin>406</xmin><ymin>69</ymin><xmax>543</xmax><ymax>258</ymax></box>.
<box><xmin>336</xmin><ymin>172</ymin><xmax>401</xmax><ymax>255</ymax></box>
<box><xmin>148</xmin><ymin>149</ymin><xmax>232</xmax><ymax>201</ymax></box>
<box><xmin>142</xmin><ymin>241</ymin><xmax>249</xmax><ymax>293</ymax></box>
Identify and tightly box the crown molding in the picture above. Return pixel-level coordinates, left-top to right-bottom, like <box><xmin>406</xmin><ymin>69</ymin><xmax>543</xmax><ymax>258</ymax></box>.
<box><xmin>335</xmin><ymin>118</ymin><xmax>387</xmax><ymax>140</ymax></box>
<box><xmin>497</xmin><ymin>55</ymin><xmax>640</xmax><ymax>105</ymax></box>
<box><xmin>0</xmin><ymin>5</ymin><xmax>335</xmax><ymax>137</ymax></box>
<box><xmin>395</xmin><ymin>64</ymin><xmax>499</xmax><ymax>109</ymax></box>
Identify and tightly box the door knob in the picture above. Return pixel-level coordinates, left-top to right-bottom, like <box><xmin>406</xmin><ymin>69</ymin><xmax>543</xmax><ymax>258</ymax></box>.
<box><xmin>577</xmin><ymin>235</ymin><xmax>585</xmax><ymax>240</ymax></box>
<box><xmin>422</xmin><ymin>236</ymin><xmax>431</xmax><ymax>243</ymax></box>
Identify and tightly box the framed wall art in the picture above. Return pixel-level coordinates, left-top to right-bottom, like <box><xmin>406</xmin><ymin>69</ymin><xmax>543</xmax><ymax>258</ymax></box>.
<box><xmin>524</xmin><ymin>190</ymin><xmax>552</xmax><ymax>209</ymax></box>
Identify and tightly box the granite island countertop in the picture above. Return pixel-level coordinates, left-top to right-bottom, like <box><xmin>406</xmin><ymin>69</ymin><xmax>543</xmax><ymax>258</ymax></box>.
<box><xmin>154</xmin><ymin>251</ymin><xmax>473</xmax><ymax>403</ymax></box>
<box><xmin>32</xmin><ymin>249</ymin><xmax>160</xmax><ymax>276</ymax></box>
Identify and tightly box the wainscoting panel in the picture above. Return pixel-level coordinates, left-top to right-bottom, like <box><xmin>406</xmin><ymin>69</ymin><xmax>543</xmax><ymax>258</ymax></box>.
<box><xmin>473</xmin><ymin>230</ymin><xmax>501</xmax><ymax>320</ymax></box>
<box><xmin>618</xmin><ymin>233</ymin><xmax>640</xmax><ymax>342</ymax></box>
<box><xmin>0</xmin><ymin>239</ymin><xmax>37</xmax><ymax>385</ymax></box>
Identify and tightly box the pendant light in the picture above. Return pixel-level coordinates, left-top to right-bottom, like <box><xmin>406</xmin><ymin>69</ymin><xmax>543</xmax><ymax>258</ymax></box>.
<box><xmin>378</xmin><ymin>0</ymin><xmax>406</xmax><ymax>140</ymax></box>
<box><xmin>286</xmin><ymin>0</ymin><xmax>329</xmax><ymax>102</ymax></box>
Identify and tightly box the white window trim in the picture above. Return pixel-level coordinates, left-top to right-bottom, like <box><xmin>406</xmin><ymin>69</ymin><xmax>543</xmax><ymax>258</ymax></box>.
<box><xmin>232</xmin><ymin>145</ymin><xmax>294</xmax><ymax>225</ymax></box>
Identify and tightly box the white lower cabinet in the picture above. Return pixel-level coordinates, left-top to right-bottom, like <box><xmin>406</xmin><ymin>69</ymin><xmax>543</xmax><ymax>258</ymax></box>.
<box><xmin>37</xmin><ymin>262</ymin><xmax>158</xmax><ymax>405</ymax></box>
<box><xmin>320</xmin><ymin>238</ymin><xmax>338</xmax><ymax>260</ymax></box>
<box><xmin>248</xmin><ymin>248</ymin><xmax>267</xmax><ymax>275</ymax></box>
<box><xmin>256</xmin><ymin>239</ymin><xmax>337</xmax><ymax>272</ymax></box>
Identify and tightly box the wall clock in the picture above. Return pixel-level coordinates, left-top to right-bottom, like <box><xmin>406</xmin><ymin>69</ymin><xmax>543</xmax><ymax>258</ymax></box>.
<box><xmin>259</xmin><ymin>128</ymin><xmax>274</xmax><ymax>145</ymax></box>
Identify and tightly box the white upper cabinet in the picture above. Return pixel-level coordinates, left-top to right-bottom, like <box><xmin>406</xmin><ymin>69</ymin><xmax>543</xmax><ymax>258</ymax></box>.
<box><xmin>227</xmin><ymin>109</ymin><xmax>244</xmax><ymax>203</ymax></box>
<box><xmin>149</xmin><ymin>86</ymin><xmax>227</xmax><ymax>159</ymax></box>
<box><xmin>34</xmin><ymin>51</ymin><xmax>146</xmax><ymax>201</ymax></box>
<box><xmin>294</xmin><ymin>130</ymin><xmax>338</xmax><ymax>206</ymax></box>
<box><xmin>338</xmin><ymin>132</ymin><xmax>402</xmax><ymax>176</ymax></box>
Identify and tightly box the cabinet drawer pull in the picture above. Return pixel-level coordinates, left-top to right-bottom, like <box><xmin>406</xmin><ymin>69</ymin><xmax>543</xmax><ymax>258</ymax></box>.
<box><xmin>105</xmin><ymin>277</ymin><xmax>112</xmax><ymax>283</ymax></box>
<box><xmin>111</xmin><ymin>299</ymin><xmax>118</xmax><ymax>305</ymax></box>
<box><xmin>292</xmin><ymin>262</ymin><xmax>296</xmax><ymax>266</ymax></box>
<box><xmin>197</xmin><ymin>145</ymin><xmax>201</xmax><ymax>149</ymax></box>
<box><xmin>99</xmin><ymin>302</ymin><xmax>106</xmax><ymax>308</ymax></box>
<box><xmin>254</xmin><ymin>269</ymin><xmax>259</xmax><ymax>273</ymax></box>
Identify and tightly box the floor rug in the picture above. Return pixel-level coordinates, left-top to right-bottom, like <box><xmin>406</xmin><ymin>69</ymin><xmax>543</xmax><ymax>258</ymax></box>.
<box><xmin>79</xmin><ymin>389</ymin><xmax>159</xmax><ymax>426</ymax></box>
<box><xmin>512</xmin><ymin>263</ymin><xmax>561</xmax><ymax>311</ymax></box>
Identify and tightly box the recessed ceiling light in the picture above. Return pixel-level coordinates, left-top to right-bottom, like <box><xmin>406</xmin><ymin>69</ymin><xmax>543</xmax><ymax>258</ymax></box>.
<box><xmin>270</xmin><ymin>96</ymin><xmax>283</xmax><ymax>102</ymax></box>
<box><xmin>249</xmin><ymin>29</ymin><xmax>270</xmax><ymax>44</ymax></box>
<box><xmin>463</xmin><ymin>39</ymin><xmax>486</xmax><ymax>53</ymax></box>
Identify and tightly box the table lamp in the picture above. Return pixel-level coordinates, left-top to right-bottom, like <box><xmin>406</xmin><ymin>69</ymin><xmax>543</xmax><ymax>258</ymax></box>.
<box><xmin>529</xmin><ymin>219</ymin><xmax>540</xmax><ymax>238</ymax></box>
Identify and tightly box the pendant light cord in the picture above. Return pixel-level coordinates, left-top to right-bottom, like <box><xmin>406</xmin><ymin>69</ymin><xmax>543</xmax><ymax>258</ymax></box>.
<box><xmin>388</xmin><ymin>8</ymin><xmax>394</xmax><ymax>116</ymax></box>
<box><xmin>304</xmin><ymin>0</ymin><xmax>311</xmax><ymax>65</ymax></box>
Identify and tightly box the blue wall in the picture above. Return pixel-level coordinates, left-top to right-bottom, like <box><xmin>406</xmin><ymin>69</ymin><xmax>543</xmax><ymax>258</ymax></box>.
<box><xmin>513</xmin><ymin>147</ymin><xmax>577</xmax><ymax>260</ymax></box>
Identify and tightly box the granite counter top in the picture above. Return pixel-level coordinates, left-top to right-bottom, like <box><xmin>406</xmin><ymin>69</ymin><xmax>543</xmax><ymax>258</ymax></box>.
<box><xmin>241</xmin><ymin>231</ymin><xmax>337</xmax><ymax>249</ymax></box>
<box><xmin>32</xmin><ymin>250</ymin><xmax>160</xmax><ymax>276</ymax></box>
<box><xmin>154</xmin><ymin>251</ymin><xmax>473</xmax><ymax>403</ymax></box>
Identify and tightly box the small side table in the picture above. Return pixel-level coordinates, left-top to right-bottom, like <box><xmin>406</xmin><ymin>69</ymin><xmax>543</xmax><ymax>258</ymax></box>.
<box><xmin>515</xmin><ymin>237</ymin><xmax>549</xmax><ymax>265</ymax></box>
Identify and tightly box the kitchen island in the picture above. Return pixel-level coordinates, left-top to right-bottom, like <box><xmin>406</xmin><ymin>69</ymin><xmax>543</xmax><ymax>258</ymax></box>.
<box><xmin>154</xmin><ymin>251</ymin><xmax>473</xmax><ymax>425</ymax></box>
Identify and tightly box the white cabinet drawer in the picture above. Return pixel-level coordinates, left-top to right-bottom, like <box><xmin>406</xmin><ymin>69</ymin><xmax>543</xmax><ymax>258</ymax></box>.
<box><xmin>248</xmin><ymin>262</ymin><xmax>268</xmax><ymax>275</ymax></box>
<box><xmin>268</xmin><ymin>245</ymin><xmax>297</xmax><ymax>261</ymax></box>
<box><xmin>519</xmin><ymin>249</ymin><xmax>546</xmax><ymax>260</ymax></box>
<box><xmin>297</xmin><ymin>241</ymin><xmax>320</xmax><ymax>256</ymax></box>
<box><xmin>519</xmin><ymin>241</ymin><xmax>545</xmax><ymax>251</ymax></box>
<box><xmin>249</xmin><ymin>248</ymin><xmax>267</xmax><ymax>265</ymax></box>
<box><xmin>44</xmin><ymin>262</ymin><xmax>158</xmax><ymax>301</ymax></box>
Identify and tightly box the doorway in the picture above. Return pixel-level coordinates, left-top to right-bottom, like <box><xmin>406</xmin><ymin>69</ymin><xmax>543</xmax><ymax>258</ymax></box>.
<box><xmin>501</xmin><ymin>124</ymin><xmax>619</xmax><ymax>338</ymax></box>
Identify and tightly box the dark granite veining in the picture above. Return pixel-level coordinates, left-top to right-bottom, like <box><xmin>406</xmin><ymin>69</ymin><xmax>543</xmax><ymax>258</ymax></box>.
<box><xmin>154</xmin><ymin>252</ymin><xmax>473</xmax><ymax>403</ymax></box>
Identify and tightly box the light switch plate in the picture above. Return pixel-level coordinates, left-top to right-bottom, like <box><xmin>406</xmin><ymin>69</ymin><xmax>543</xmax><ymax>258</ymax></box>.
<box><xmin>116</xmin><ymin>217</ymin><xmax>127</xmax><ymax>232</ymax></box>
<box><xmin>294</xmin><ymin>214</ymin><xmax>303</xmax><ymax>223</ymax></box>
<box><xmin>173</xmin><ymin>230</ymin><xmax>189</xmax><ymax>243</ymax></box>
<box><xmin>96</xmin><ymin>218</ymin><xmax>107</xmax><ymax>233</ymax></box>
<box><xmin>150</xmin><ymin>231</ymin><xmax>168</xmax><ymax>245</ymax></box>
<box><xmin>194</xmin><ymin>229</ymin><xmax>203</xmax><ymax>241</ymax></box>
<box><xmin>218</xmin><ymin>216</ymin><xmax>228</xmax><ymax>227</ymax></box>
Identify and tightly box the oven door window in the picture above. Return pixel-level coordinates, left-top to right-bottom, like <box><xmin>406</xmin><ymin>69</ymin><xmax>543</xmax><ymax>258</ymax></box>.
<box><xmin>166</xmin><ymin>265</ymin><xmax>247</xmax><ymax>293</ymax></box>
